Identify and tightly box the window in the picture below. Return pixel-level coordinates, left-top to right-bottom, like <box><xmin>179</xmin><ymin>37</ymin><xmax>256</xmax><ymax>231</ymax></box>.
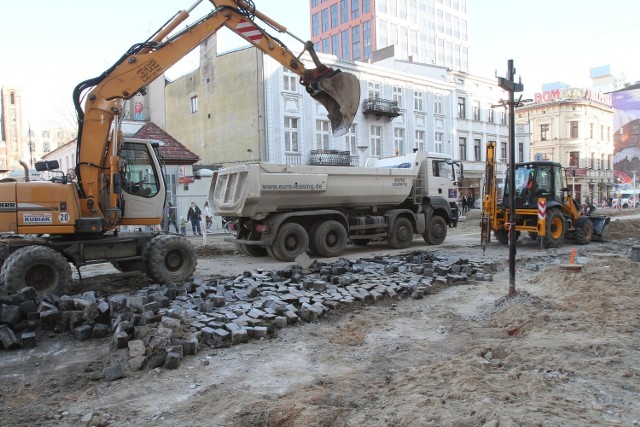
<box><xmin>43</xmin><ymin>141</ymin><xmax>50</xmax><ymax>152</ymax></box>
<box><xmin>368</xmin><ymin>81</ymin><xmax>381</xmax><ymax>99</ymax></box>
<box><xmin>316</xmin><ymin>120</ymin><xmax>330</xmax><ymax>149</ymax></box>
<box><xmin>331</xmin><ymin>34</ymin><xmax>340</xmax><ymax>56</ymax></box>
<box><xmin>394</xmin><ymin>128</ymin><xmax>405</xmax><ymax>155</ymax></box>
<box><xmin>474</xmin><ymin>138</ymin><xmax>481</xmax><ymax>161</ymax></box>
<box><xmin>341</xmin><ymin>30</ymin><xmax>350</xmax><ymax>59</ymax></box>
<box><xmin>435</xmin><ymin>132</ymin><xmax>443</xmax><ymax>153</ymax></box>
<box><xmin>472</xmin><ymin>101</ymin><xmax>480</xmax><ymax>121</ymax></box>
<box><xmin>345</xmin><ymin>125</ymin><xmax>358</xmax><ymax>154</ymax></box>
<box><xmin>393</xmin><ymin>86</ymin><xmax>403</xmax><ymax>108</ymax></box>
<box><xmin>190</xmin><ymin>95</ymin><xmax>198</xmax><ymax>113</ymax></box>
<box><xmin>601</xmin><ymin>125</ymin><xmax>604</xmax><ymax>140</ymax></box>
<box><xmin>414</xmin><ymin>90</ymin><xmax>424</xmax><ymax>111</ymax></box>
<box><xmin>434</xmin><ymin>94</ymin><xmax>443</xmax><ymax>114</ymax></box>
<box><xmin>570</xmin><ymin>120</ymin><xmax>579</xmax><ymax>138</ymax></box>
<box><xmin>321</xmin><ymin>8</ymin><xmax>329</xmax><ymax>32</ymax></box>
<box><xmin>363</xmin><ymin>21</ymin><xmax>372</xmax><ymax>60</ymax></box>
<box><xmin>370</xmin><ymin>125</ymin><xmax>382</xmax><ymax>156</ymax></box>
<box><xmin>352</xmin><ymin>27</ymin><xmax>361</xmax><ymax>60</ymax></box>
<box><xmin>518</xmin><ymin>142</ymin><xmax>524</xmax><ymax>162</ymax></box>
<box><xmin>10</xmin><ymin>92</ymin><xmax>15</xmax><ymax>104</ymax></box>
<box><xmin>540</xmin><ymin>124</ymin><xmax>549</xmax><ymax>141</ymax></box>
<box><xmin>312</xmin><ymin>13</ymin><xmax>320</xmax><ymax>36</ymax></box>
<box><xmin>322</xmin><ymin>38</ymin><xmax>330</xmax><ymax>53</ymax></box>
<box><xmin>121</xmin><ymin>144</ymin><xmax>160</xmax><ymax>198</ymax></box>
<box><xmin>283</xmin><ymin>70</ymin><xmax>297</xmax><ymax>92</ymax></box>
<box><xmin>500</xmin><ymin>111</ymin><xmax>507</xmax><ymax>125</ymax></box>
<box><xmin>284</xmin><ymin>117</ymin><xmax>299</xmax><ymax>152</ymax></box>
<box><xmin>590</xmin><ymin>123</ymin><xmax>594</xmax><ymax>139</ymax></box>
<box><xmin>500</xmin><ymin>141</ymin><xmax>507</xmax><ymax>161</ymax></box>
<box><xmin>352</xmin><ymin>0</ymin><xmax>360</xmax><ymax>18</ymax></box>
<box><xmin>457</xmin><ymin>97</ymin><xmax>466</xmax><ymax>118</ymax></box>
<box><xmin>340</xmin><ymin>0</ymin><xmax>348</xmax><ymax>23</ymax></box>
<box><xmin>415</xmin><ymin>130</ymin><xmax>425</xmax><ymax>151</ymax></box>
<box><xmin>42</xmin><ymin>130</ymin><xmax>50</xmax><ymax>138</ymax></box>
<box><xmin>459</xmin><ymin>137</ymin><xmax>467</xmax><ymax>160</ymax></box>
<box><xmin>488</xmin><ymin>108</ymin><xmax>494</xmax><ymax>123</ymax></box>
<box><xmin>330</xmin><ymin>3</ymin><xmax>338</xmax><ymax>28</ymax></box>
<box><xmin>363</xmin><ymin>0</ymin><xmax>371</xmax><ymax>13</ymax></box>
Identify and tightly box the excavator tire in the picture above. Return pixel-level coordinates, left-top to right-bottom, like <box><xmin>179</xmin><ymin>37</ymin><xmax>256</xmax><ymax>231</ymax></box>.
<box><xmin>543</xmin><ymin>209</ymin><xmax>565</xmax><ymax>248</ymax></box>
<box><xmin>423</xmin><ymin>215</ymin><xmax>447</xmax><ymax>245</ymax></box>
<box><xmin>389</xmin><ymin>217</ymin><xmax>414</xmax><ymax>249</ymax></box>
<box><xmin>270</xmin><ymin>222</ymin><xmax>309</xmax><ymax>262</ymax></box>
<box><xmin>111</xmin><ymin>260</ymin><xmax>147</xmax><ymax>273</ymax></box>
<box><xmin>574</xmin><ymin>216</ymin><xmax>593</xmax><ymax>245</ymax></box>
<box><xmin>0</xmin><ymin>245</ymin><xmax>71</xmax><ymax>295</ymax></box>
<box><xmin>312</xmin><ymin>220</ymin><xmax>348</xmax><ymax>257</ymax></box>
<box><xmin>237</xmin><ymin>243</ymin><xmax>268</xmax><ymax>257</ymax></box>
<box><xmin>143</xmin><ymin>234</ymin><xmax>196</xmax><ymax>284</ymax></box>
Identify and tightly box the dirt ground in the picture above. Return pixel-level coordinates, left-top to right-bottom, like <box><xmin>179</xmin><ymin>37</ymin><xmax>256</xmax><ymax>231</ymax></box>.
<box><xmin>2</xmin><ymin>209</ymin><xmax>640</xmax><ymax>427</ymax></box>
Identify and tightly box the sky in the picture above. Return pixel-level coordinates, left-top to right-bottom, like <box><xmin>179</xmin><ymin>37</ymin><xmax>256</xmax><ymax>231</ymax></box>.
<box><xmin>1</xmin><ymin>0</ymin><xmax>639</xmax><ymax>132</ymax></box>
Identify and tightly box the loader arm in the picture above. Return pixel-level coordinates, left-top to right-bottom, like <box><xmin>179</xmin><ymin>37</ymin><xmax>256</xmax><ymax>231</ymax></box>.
<box><xmin>480</xmin><ymin>141</ymin><xmax>497</xmax><ymax>251</ymax></box>
<box><xmin>72</xmin><ymin>0</ymin><xmax>361</xmax><ymax>232</ymax></box>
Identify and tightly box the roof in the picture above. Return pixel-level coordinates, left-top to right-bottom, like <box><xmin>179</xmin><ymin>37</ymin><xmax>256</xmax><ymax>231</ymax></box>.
<box><xmin>131</xmin><ymin>121</ymin><xmax>200</xmax><ymax>164</ymax></box>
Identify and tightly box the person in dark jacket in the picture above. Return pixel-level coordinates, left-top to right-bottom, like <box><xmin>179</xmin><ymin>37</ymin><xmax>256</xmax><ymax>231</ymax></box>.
<box><xmin>187</xmin><ymin>202</ymin><xmax>202</xmax><ymax>235</ymax></box>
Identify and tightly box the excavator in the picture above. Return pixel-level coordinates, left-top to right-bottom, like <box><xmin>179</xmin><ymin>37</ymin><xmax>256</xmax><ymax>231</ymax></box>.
<box><xmin>0</xmin><ymin>0</ymin><xmax>361</xmax><ymax>295</ymax></box>
<box><xmin>480</xmin><ymin>141</ymin><xmax>610</xmax><ymax>250</ymax></box>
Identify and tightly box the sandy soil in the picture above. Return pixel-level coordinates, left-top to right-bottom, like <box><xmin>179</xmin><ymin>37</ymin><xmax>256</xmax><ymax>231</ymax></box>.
<box><xmin>1</xmin><ymin>209</ymin><xmax>640</xmax><ymax>426</ymax></box>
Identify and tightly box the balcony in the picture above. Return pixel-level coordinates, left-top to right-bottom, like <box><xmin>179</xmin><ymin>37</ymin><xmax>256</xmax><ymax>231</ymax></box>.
<box><xmin>362</xmin><ymin>98</ymin><xmax>402</xmax><ymax>120</ymax></box>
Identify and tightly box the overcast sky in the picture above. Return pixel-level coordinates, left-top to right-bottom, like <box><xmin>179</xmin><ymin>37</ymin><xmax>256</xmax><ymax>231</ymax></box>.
<box><xmin>1</xmin><ymin>0</ymin><xmax>638</xmax><ymax>130</ymax></box>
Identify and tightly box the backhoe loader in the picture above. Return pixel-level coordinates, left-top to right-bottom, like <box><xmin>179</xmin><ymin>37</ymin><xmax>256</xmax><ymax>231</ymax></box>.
<box><xmin>480</xmin><ymin>141</ymin><xmax>610</xmax><ymax>250</ymax></box>
<box><xmin>0</xmin><ymin>0</ymin><xmax>361</xmax><ymax>295</ymax></box>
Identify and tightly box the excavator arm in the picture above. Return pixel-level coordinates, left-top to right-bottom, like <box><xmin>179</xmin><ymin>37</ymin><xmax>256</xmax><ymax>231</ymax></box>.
<box><xmin>480</xmin><ymin>141</ymin><xmax>497</xmax><ymax>252</ymax></box>
<box><xmin>72</xmin><ymin>0</ymin><xmax>361</xmax><ymax>231</ymax></box>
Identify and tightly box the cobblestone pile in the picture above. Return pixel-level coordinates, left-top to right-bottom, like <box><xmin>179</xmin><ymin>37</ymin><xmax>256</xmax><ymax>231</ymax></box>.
<box><xmin>0</xmin><ymin>251</ymin><xmax>494</xmax><ymax>378</ymax></box>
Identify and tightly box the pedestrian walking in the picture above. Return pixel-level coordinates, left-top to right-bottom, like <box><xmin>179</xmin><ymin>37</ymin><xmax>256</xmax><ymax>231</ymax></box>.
<box><xmin>166</xmin><ymin>201</ymin><xmax>179</xmax><ymax>233</ymax></box>
<box><xmin>203</xmin><ymin>201</ymin><xmax>213</xmax><ymax>233</ymax></box>
<box><xmin>179</xmin><ymin>217</ymin><xmax>188</xmax><ymax>235</ymax></box>
<box><xmin>187</xmin><ymin>202</ymin><xmax>202</xmax><ymax>235</ymax></box>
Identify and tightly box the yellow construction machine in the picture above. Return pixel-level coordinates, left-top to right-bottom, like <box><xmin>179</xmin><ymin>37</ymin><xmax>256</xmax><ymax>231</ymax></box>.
<box><xmin>480</xmin><ymin>141</ymin><xmax>610</xmax><ymax>250</ymax></box>
<box><xmin>0</xmin><ymin>0</ymin><xmax>361</xmax><ymax>295</ymax></box>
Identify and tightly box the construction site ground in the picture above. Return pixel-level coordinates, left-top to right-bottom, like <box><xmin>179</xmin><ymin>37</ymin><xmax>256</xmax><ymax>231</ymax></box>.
<box><xmin>2</xmin><ymin>207</ymin><xmax>640</xmax><ymax>427</ymax></box>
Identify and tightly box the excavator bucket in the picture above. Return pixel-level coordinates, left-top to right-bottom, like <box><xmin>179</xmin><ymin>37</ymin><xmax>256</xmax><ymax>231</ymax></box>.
<box><xmin>589</xmin><ymin>214</ymin><xmax>611</xmax><ymax>242</ymax></box>
<box><xmin>311</xmin><ymin>70</ymin><xmax>361</xmax><ymax>137</ymax></box>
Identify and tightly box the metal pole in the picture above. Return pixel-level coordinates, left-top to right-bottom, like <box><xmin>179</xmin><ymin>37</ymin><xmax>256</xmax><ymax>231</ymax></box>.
<box><xmin>498</xmin><ymin>59</ymin><xmax>523</xmax><ymax>297</ymax></box>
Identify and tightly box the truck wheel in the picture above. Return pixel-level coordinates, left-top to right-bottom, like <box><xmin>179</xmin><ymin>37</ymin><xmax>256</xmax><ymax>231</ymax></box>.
<box><xmin>0</xmin><ymin>246</ymin><xmax>71</xmax><ymax>295</ymax></box>
<box><xmin>111</xmin><ymin>260</ymin><xmax>146</xmax><ymax>273</ymax></box>
<box><xmin>271</xmin><ymin>223</ymin><xmax>309</xmax><ymax>262</ymax></box>
<box><xmin>422</xmin><ymin>215</ymin><xmax>447</xmax><ymax>245</ymax></box>
<box><xmin>543</xmin><ymin>209</ymin><xmax>565</xmax><ymax>248</ymax></box>
<box><xmin>574</xmin><ymin>216</ymin><xmax>593</xmax><ymax>245</ymax></box>
<box><xmin>237</xmin><ymin>244</ymin><xmax>268</xmax><ymax>257</ymax></box>
<box><xmin>388</xmin><ymin>217</ymin><xmax>414</xmax><ymax>249</ymax></box>
<box><xmin>312</xmin><ymin>220</ymin><xmax>348</xmax><ymax>257</ymax></box>
<box><xmin>144</xmin><ymin>235</ymin><xmax>196</xmax><ymax>284</ymax></box>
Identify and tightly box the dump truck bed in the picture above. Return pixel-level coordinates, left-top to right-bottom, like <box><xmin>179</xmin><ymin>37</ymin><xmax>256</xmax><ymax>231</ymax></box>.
<box><xmin>212</xmin><ymin>152</ymin><xmax>427</xmax><ymax>219</ymax></box>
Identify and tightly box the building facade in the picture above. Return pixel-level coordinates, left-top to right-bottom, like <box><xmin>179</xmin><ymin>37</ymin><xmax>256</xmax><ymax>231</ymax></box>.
<box><xmin>158</xmin><ymin>39</ymin><xmax>513</xmax><ymax>201</ymax></box>
<box><xmin>517</xmin><ymin>88</ymin><xmax>615</xmax><ymax>204</ymax></box>
<box><xmin>0</xmin><ymin>86</ymin><xmax>26</xmax><ymax>174</ymax></box>
<box><xmin>310</xmin><ymin>0</ymin><xmax>469</xmax><ymax>71</ymax></box>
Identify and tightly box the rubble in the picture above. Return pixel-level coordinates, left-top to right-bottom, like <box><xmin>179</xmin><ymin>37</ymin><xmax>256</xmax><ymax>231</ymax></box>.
<box><xmin>0</xmin><ymin>251</ymin><xmax>495</xmax><ymax>376</ymax></box>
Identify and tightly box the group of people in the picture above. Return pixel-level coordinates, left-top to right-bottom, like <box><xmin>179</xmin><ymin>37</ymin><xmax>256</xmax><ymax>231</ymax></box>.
<box><xmin>164</xmin><ymin>201</ymin><xmax>214</xmax><ymax>236</ymax></box>
<box><xmin>460</xmin><ymin>194</ymin><xmax>475</xmax><ymax>214</ymax></box>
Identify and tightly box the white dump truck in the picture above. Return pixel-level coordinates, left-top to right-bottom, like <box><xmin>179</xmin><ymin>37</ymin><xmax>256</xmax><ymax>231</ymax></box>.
<box><xmin>211</xmin><ymin>151</ymin><xmax>462</xmax><ymax>261</ymax></box>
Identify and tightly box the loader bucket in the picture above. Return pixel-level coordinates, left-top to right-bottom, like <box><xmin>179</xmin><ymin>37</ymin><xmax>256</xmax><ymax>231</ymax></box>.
<box><xmin>310</xmin><ymin>70</ymin><xmax>361</xmax><ymax>137</ymax></box>
<box><xmin>589</xmin><ymin>214</ymin><xmax>610</xmax><ymax>242</ymax></box>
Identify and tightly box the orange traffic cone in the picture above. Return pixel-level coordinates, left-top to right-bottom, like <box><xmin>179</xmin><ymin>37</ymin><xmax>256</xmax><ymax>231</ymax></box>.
<box><xmin>570</xmin><ymin>248</ymin><xmax>576</xmax><ymax>264</ymax></box>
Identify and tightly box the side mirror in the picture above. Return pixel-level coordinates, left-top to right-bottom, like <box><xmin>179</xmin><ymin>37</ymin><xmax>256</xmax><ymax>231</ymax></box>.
<box><xmin>35</xmin><ymin>160</ymin><xmax>60</xmax><ymax>172</ymax></box>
